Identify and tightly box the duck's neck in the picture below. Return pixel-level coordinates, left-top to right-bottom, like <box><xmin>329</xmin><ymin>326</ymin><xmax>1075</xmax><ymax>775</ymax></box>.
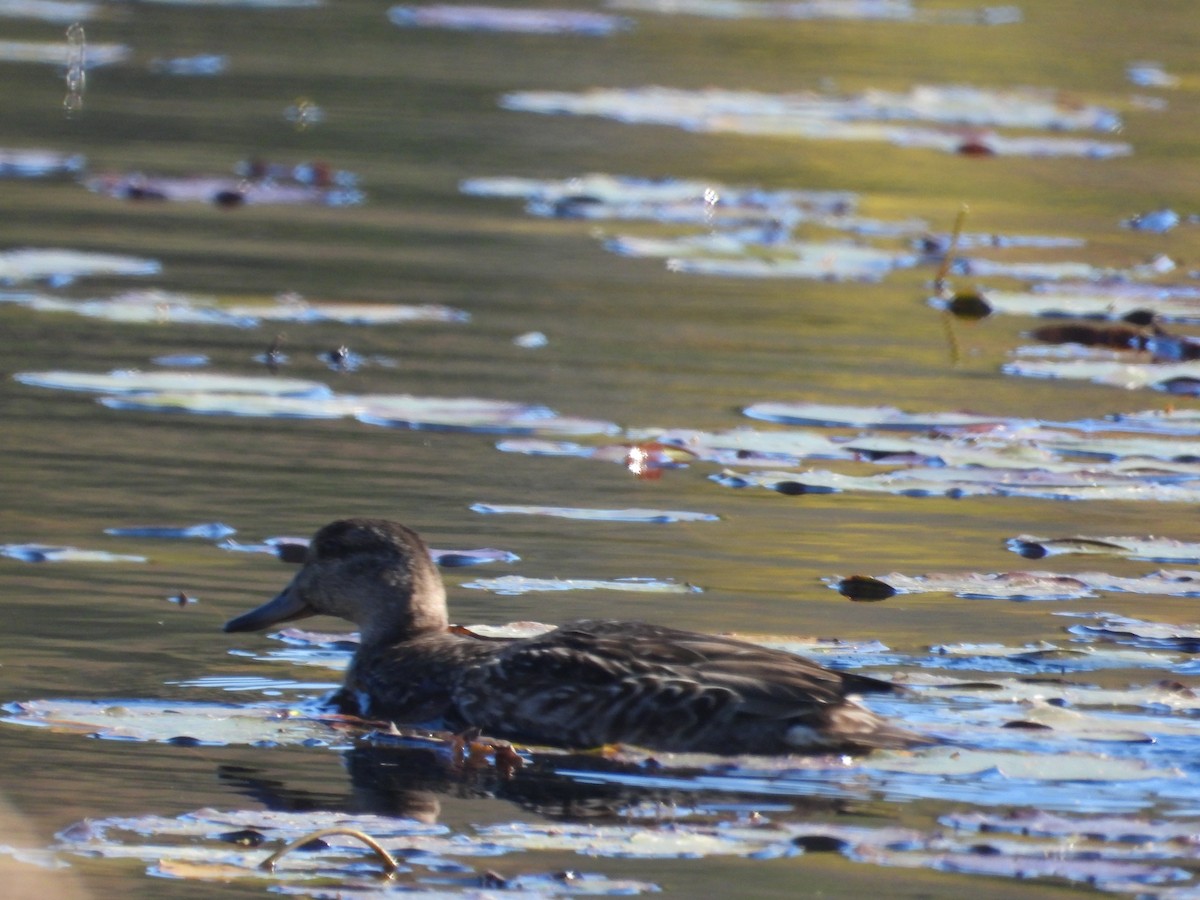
<box><xmin>358</xmin><ymin>578</ymin><xmax>450</xmax><ymax>649</ymax></box>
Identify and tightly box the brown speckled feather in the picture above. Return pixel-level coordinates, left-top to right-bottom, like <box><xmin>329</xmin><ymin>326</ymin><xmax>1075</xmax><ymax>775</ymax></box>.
<box><xmin>224</xmin><ymin>519</ymin><xmax>927</xmax><ymax>754</ymax></box>
<box><xmin>451</xmin><ymin>620</ymin><xmax>907</xmax><ymax>753</ymax></box>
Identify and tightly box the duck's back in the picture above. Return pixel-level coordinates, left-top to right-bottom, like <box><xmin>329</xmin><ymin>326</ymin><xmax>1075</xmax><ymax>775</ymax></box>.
<box><xmin>449</xmin><ymin>619</ymin><xmax>917</xmax><ymax>753</ymax></box>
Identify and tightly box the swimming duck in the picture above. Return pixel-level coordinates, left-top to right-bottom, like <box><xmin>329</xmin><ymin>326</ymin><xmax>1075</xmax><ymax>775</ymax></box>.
<box><xmin>224</xmin><ymin>518</ymin><xmax>924</xmax><ymax>754</ymax></box>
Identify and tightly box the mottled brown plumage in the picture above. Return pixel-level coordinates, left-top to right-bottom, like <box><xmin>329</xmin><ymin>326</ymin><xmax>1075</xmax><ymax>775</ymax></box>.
<box><xmin>225</xmin><ymin>518</ymin><xmax>925</xmax><ymax>754</ymax></box>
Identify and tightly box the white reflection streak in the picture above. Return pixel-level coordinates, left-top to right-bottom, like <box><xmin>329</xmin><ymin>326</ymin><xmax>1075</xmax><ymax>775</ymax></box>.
<box><xmin>64</xmin><ymin>22</ymin><xmax>86</xmax><ymax>115</ymax></box>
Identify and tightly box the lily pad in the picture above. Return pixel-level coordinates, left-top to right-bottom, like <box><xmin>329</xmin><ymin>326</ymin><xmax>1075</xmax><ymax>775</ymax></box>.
<box><xmin>867</xmin><ymin>746</ymin><xmax>1179</xmax><ymax>781</ymax></box>
<box><xmin>0</xmin><ymin>148</ymin><xmax>84</xmax><ymax>177</ymax></box>
<box><xmin>1009</xmin><ymin>534</ymin><xmax>1200</xmax><ymax>563</ymax></box>
<box><xmin>8</xmin><ymin>289</ymin><xmax>468</xmax><ymax>327</ymax></box>
<box><xmin>1063</xmin><ymin>612</ymin><xmax>1200</xmax><ymax>653</ymax></box>
<box><xmin>0</xmin><ymin>544</ymin><xmax>147</xmax><ymax>563</ymax></box>
<box><xmin>1004</xmin><ymin>354</ymin><xmax>1200</xmax><ymax>394</ymax></box>
<box><xmin>0</xmin><ymin>249</ymin><xmax>159</xmax><ymax>285</ymax></box>
<box><xmin>502</xmin><ymin>85</ymin><xmax>1131</xmax><ymax>158</ymax></box>
<box><xmin>827</xmin><ymin>569</ymin><xmax>1200</xmax><ymax>601</ymax></box>
<box><xmin>85</xmin><ymin>171</ymin><xmax>363</xmax><ymax>208</ymax></box>
<box><xmin>387</xmin><ymin>4</ymin><xmax>631</xmax><ymax>34</ymax></box>
<box><xmin>0</xmin><ymin>0</ymin><xmax>100</xmax><ymax>23</ymax></box>
<box><xmin>16</xmin><ymin>369</ymin><xmax>329</xmax><ymax>397</ymax></box>
<box><xmin>460</xmin><ymin>575</ymin><xmax>701</xmax><ymax>595</ymax></box>
<box><xmin>470</xmin><ymin>503</ymin><xmax>719</xmax><ymax>523</ymax></box>
<box><xmin>0</xmin><ymin>699</ymin><xmax>353</xmax><ymax>747</ymax></box>
<box><xmin>0</xmin><ymin>39</ymin><xmax>128</xmax><ymax>66</ymax></box>
<box><xmin>713</xmin><ymin>465</ymin><xmax>1200</xmax><ymax>503</ymax></box>
<box><xmin>105</xmin><ymin>522</ymin><xmax>236</xmax><ymax>540</ymax></box>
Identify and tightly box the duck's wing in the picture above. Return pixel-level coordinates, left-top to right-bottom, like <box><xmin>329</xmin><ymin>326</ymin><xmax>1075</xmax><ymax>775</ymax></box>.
<box><xmin>450</xmin><ymin>619</ymin><xmax>897</xmax><ymax>751</ymax></box>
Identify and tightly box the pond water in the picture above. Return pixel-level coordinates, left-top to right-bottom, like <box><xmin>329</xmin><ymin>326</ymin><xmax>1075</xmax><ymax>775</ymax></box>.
<box><xmin>4</xmin><ymin>0</ymin><xmax>1200</xmax><ymax>896</ymax></box>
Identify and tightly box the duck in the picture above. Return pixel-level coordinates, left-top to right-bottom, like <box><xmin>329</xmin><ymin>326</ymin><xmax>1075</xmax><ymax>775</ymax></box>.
<box><xmin>224</xmin><ymin>518</ymin><xmax>925</xmax><ymax>754</ymax></box>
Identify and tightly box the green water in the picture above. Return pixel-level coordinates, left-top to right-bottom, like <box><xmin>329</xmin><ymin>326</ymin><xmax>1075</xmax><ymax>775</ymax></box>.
<box><xmin>2</xmin><ymin>1</ymin><xmax>1200</xmax><ymax>896</ymax></box>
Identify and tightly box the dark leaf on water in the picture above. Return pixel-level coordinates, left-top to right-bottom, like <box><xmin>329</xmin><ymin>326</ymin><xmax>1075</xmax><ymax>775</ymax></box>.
<box><xmin>944</xmin><ymin>291</ymin><xmax>992</xmax><ymax>319</ymax></box>
<box><xmin>835</xmin><ymin>575</ymin><xmax>897</xmax><ymax>602</ymax></box>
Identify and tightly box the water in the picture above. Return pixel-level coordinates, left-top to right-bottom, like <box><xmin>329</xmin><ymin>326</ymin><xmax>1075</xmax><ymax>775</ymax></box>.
<box><xmin>3</xmin><ymin>1</ymin><xmax>1200</xmax><ymax>896</ymax></box>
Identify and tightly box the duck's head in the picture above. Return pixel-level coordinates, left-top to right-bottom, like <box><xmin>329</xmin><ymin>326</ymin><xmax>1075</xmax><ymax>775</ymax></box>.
<box><xmin>223</xmin><ymin>518</ymin><xmax>449</xmax><ymax>645</ymax></box>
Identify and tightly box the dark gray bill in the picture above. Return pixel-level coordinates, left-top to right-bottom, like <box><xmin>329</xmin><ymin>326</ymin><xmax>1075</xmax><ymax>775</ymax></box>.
<box><xmin>223</xmin><ymin>587</ymin><xmax>314</xmax><ymax>633</ymax></box>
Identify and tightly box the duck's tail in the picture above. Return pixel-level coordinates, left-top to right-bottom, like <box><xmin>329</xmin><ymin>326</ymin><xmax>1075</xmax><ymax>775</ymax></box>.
<box><xmin>786</xmin><ymin>699</ymin><xmax>935</xmax><ymax>752</ymax></box>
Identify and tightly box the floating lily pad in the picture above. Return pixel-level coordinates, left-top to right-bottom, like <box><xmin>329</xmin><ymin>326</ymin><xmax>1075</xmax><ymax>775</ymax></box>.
<box><xmin>1004</xmin><ymin>355</ymin><xmax>1200</xmax><ymax>394</ymax></box>
<box><xmin>16</xmin><ymin>369</ymin><xmax>329</xmax><ymax>397</ymax></box>
<box><xmin>135</xmin><ymin>0</ymin><xmax>320</xmax><ymax>6</ymax></box>
<box><xmin>0</xmin><ymin>699</ymin><xmax>353</xmax><ymax>747</ymax></box>
<box><xmin>18</xmin><ymin>369</ymin><xmax>612</xmax><ymax>435</ymax></box>
<box><xmin>148</xmin><ymin>54</ymin><xmax>228</xmax><ymax>76</ymax></box>
<box><xmin>0</xmin><ymin>148</ymin><xmax>84</xmax><ymax>177</ymax></box>
<box><xmin>460</xmin><ymin>575</ymin><xmax>701</xmax><ymax>595</ymax></box>
<box><xmin>933</xmin><ymin>287</ymin><xmax>1200</xmax><ymax>323</ymax></box>
<box><xmin>1127</xmin><ymin>61</ymin><xmax>1179</xmax><ymax>88</ymax></box>
<box><xmin>388</xmin><ymin>4</ymin><xmax>630</xmax><ymax>33</ymax></box>
<box><xmin>502</xmin><ymin>85</ymin><xmax>1130</xmax><ymax>158</ymax></box>
<box><xmin>868</xmin><ymin>745</ymin><xmax>1179</xmax><ymax>781</ymax></box>
<box><xmin>1062</xmin><ymin>612</ymin><xmax>1200</xmax><ymax>653</ymax></box>
<box><xmin>470</xmin><ymin>503</ymin><xmax>719</xmax><ymax>522</ymax></box>
<box><xmin>827</xmin><ymin>569</ymin><xmax>1200</xmax><ymax>601</ymax></box>
<box><xmin>713</xmin><ymin>465</ymin><xmax>1200</xmax><ymax>503</ymax></box>
<box><xmin>742</xmin><ymin>400</ymin><xmax>1017</xmax><ymax>430</ymax></box>
<box><xmin>607</xmin><ymin>0</ymin><xmax>1021</xmax><ymax>25</ymax></box>
<box><xmin>898</xmin><ymin>672</ymin><xmax>1200</xmax><ymax>710</ymax></box>
<box><xmin>0</xmin><ymin>0</ymin><xmax>100</xmax><ymax>23</ymax></box>
<box><xmin>0</xmin><ymin>39</ymin><xmax>128</xmax><ymax>66</ymax></box>
<box><xmin>7</xmin><ymin>289</ymin><xmax>466</xmax><ymax>328</ymax></box>
<box><xmin>0</xmin><ymin>543</ymin><xmax>147</xmax><ymax>563</ymax></box>
<box><xmin>1009</xmin><ymin>534</ymin><xmax>1200</xmax><ymax>563</ymax></box>
<box><xmin>0</xmin><ymin>249</ymin><xmax>159</xmax><ymax>285</ymax></box>
<box><xmin>104</xmin><ymin>522</ymin><xmax>235</xmax><ymax>540</ymax></box>
<box><xmin>85</xmin><ymin>170</ymin><xmax>363</xmax><ymax>207</ymax></box>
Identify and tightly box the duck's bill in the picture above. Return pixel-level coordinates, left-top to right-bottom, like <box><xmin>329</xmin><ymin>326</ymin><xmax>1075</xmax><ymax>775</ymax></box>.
<box><xmin>223</xmin><ymin>587</ymin><xmax>314</xmax><ymax>633</ymax></box>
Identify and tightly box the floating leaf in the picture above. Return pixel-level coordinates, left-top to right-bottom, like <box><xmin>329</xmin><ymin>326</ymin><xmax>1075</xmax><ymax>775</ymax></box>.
<box><xmin>16</xmin><ymin>369</ymin><xmax>329</xmax><ymax>397</ymax></box>
<box><xmin>0</xmin><ymin>39</ymin><xmax>128</xmax><ymax>66</ymax></box>
<box><xmin>460</xmin><ymin>575</ymin><xmax>701</xmax><ymax>595</ymax></box>
<box><xmin>826</xmin><ymin>569</ymin><xmax>1200</xmax><ymax>601</ymax></box>
<box><xmin>387</xmin><ymin>4</ymin><xmax>630</xmax><ymax>34</ymax></box>
<box><xmin>660</xmin><ymin>241</ymin><xmax>918</xmax><ymax>282</ymax></box>
<box><xmin>0</xmin><ymin>147</ymin><xmax>84</xmax><ymax>177</ymax></box>
<box><xmin>148</xmin><ymin>54</ymin><xmax>228</xmax><ymax>76</ymax></box>
<box><xmin>502</xmin><ymin>85</ymin><xmax>1130</xmax><ymax>158</ymax></box>
<box><xmin>1004</xmin><ymin>355</ymin><xmax>1200</xmax><ymax>394</ymax></box>
<box><xmin>608</xmin><ymin>0</ymin><xmax>1022</xmax><ymax>25</ymax></box>
<box><xmin>867</xmin><ymin>746</ymin><xmax>1178</xmax><ymax>781</ymax></box>
<box><xmin>0</xmin><ymin>249</ymin><xmax>159</xmax><ymax>285</ymax></box>
<box><xmin>1127</xmin><ymin>61</ymin><xmax>1180</xmax><ymax>88</ymax></box>
<box><xmin>86</xmin><ymin>169</ymin><xmax>363</xmax><ymax>207</ymax></box>
<box><xmin>944</xmin><ymin>809</ymin><xmax>1200</xmax><ymax>842</ymax></box>
<box><xmin>135</xmin><ymin>0</ymin><xmax>321</xmax><ymax>6</ymax></box>
<box><xmin>0</xmin><ymin>0</ymin><xmax>101</xmax><ymax>23</ymax></box>
<box><xmin>0</xmin><ymin>543</ymin><xmax>147</xmax><ymax>563</ymax></box>
<box><xmin>0</xmin><ymin>699</ymin><xmax>353</xmax><ymax>746</ymax></box>
<box><xmin>470</xmin><ymin>503</ymin><xmax>719</xmax><ymax>522</ymax></box>
<box><xmin>17</xmin><ymin>369</ymin><xmax>616</xmax><ymax>435</ymax></box>
<box><xmin>935</xmin><ymin>287</ymin><xmax>1200</xmax><ymax>323</ymax></box>
<box><xmin>835</xmin><ymin>575</ymin><xmax>897</xmax><ymax>601</ymax></box>
<box><xmin>8</xmin><ymin>289</ymin><xmax>469</xmax><ymax>328</ymax></box>
<box><xmin>897</xmin><ymin>672</ymin><xmax>1200</xmax><ymax>710</ymax></box>
<box><xmin>105</xmin><ymin>522</ymin><xmax>236</xmax><ymax>540</ymax></box>
<box><xmin>741</xmin><ymin>400</ymin><xmax>1016</xmax><ymax>430</ymax></box>
<box><xmin>1063</xmin><ymin>612</ymin><xmax>1200</xmax><ymax>653</ymax></box>
<box><xmin>714</xmin><ymin>465</ymin><xmax>1200</xmax><ymax>503</ymax></box>
<box><xmin>151</xmin><ymin>353</ymin><xmax>210</xmax><ymax>367</ymax></box>
<box><xmin>1009</xmin><ymin>534</ymin><xmax>1200</xmax><ymax>563</ymax></box>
